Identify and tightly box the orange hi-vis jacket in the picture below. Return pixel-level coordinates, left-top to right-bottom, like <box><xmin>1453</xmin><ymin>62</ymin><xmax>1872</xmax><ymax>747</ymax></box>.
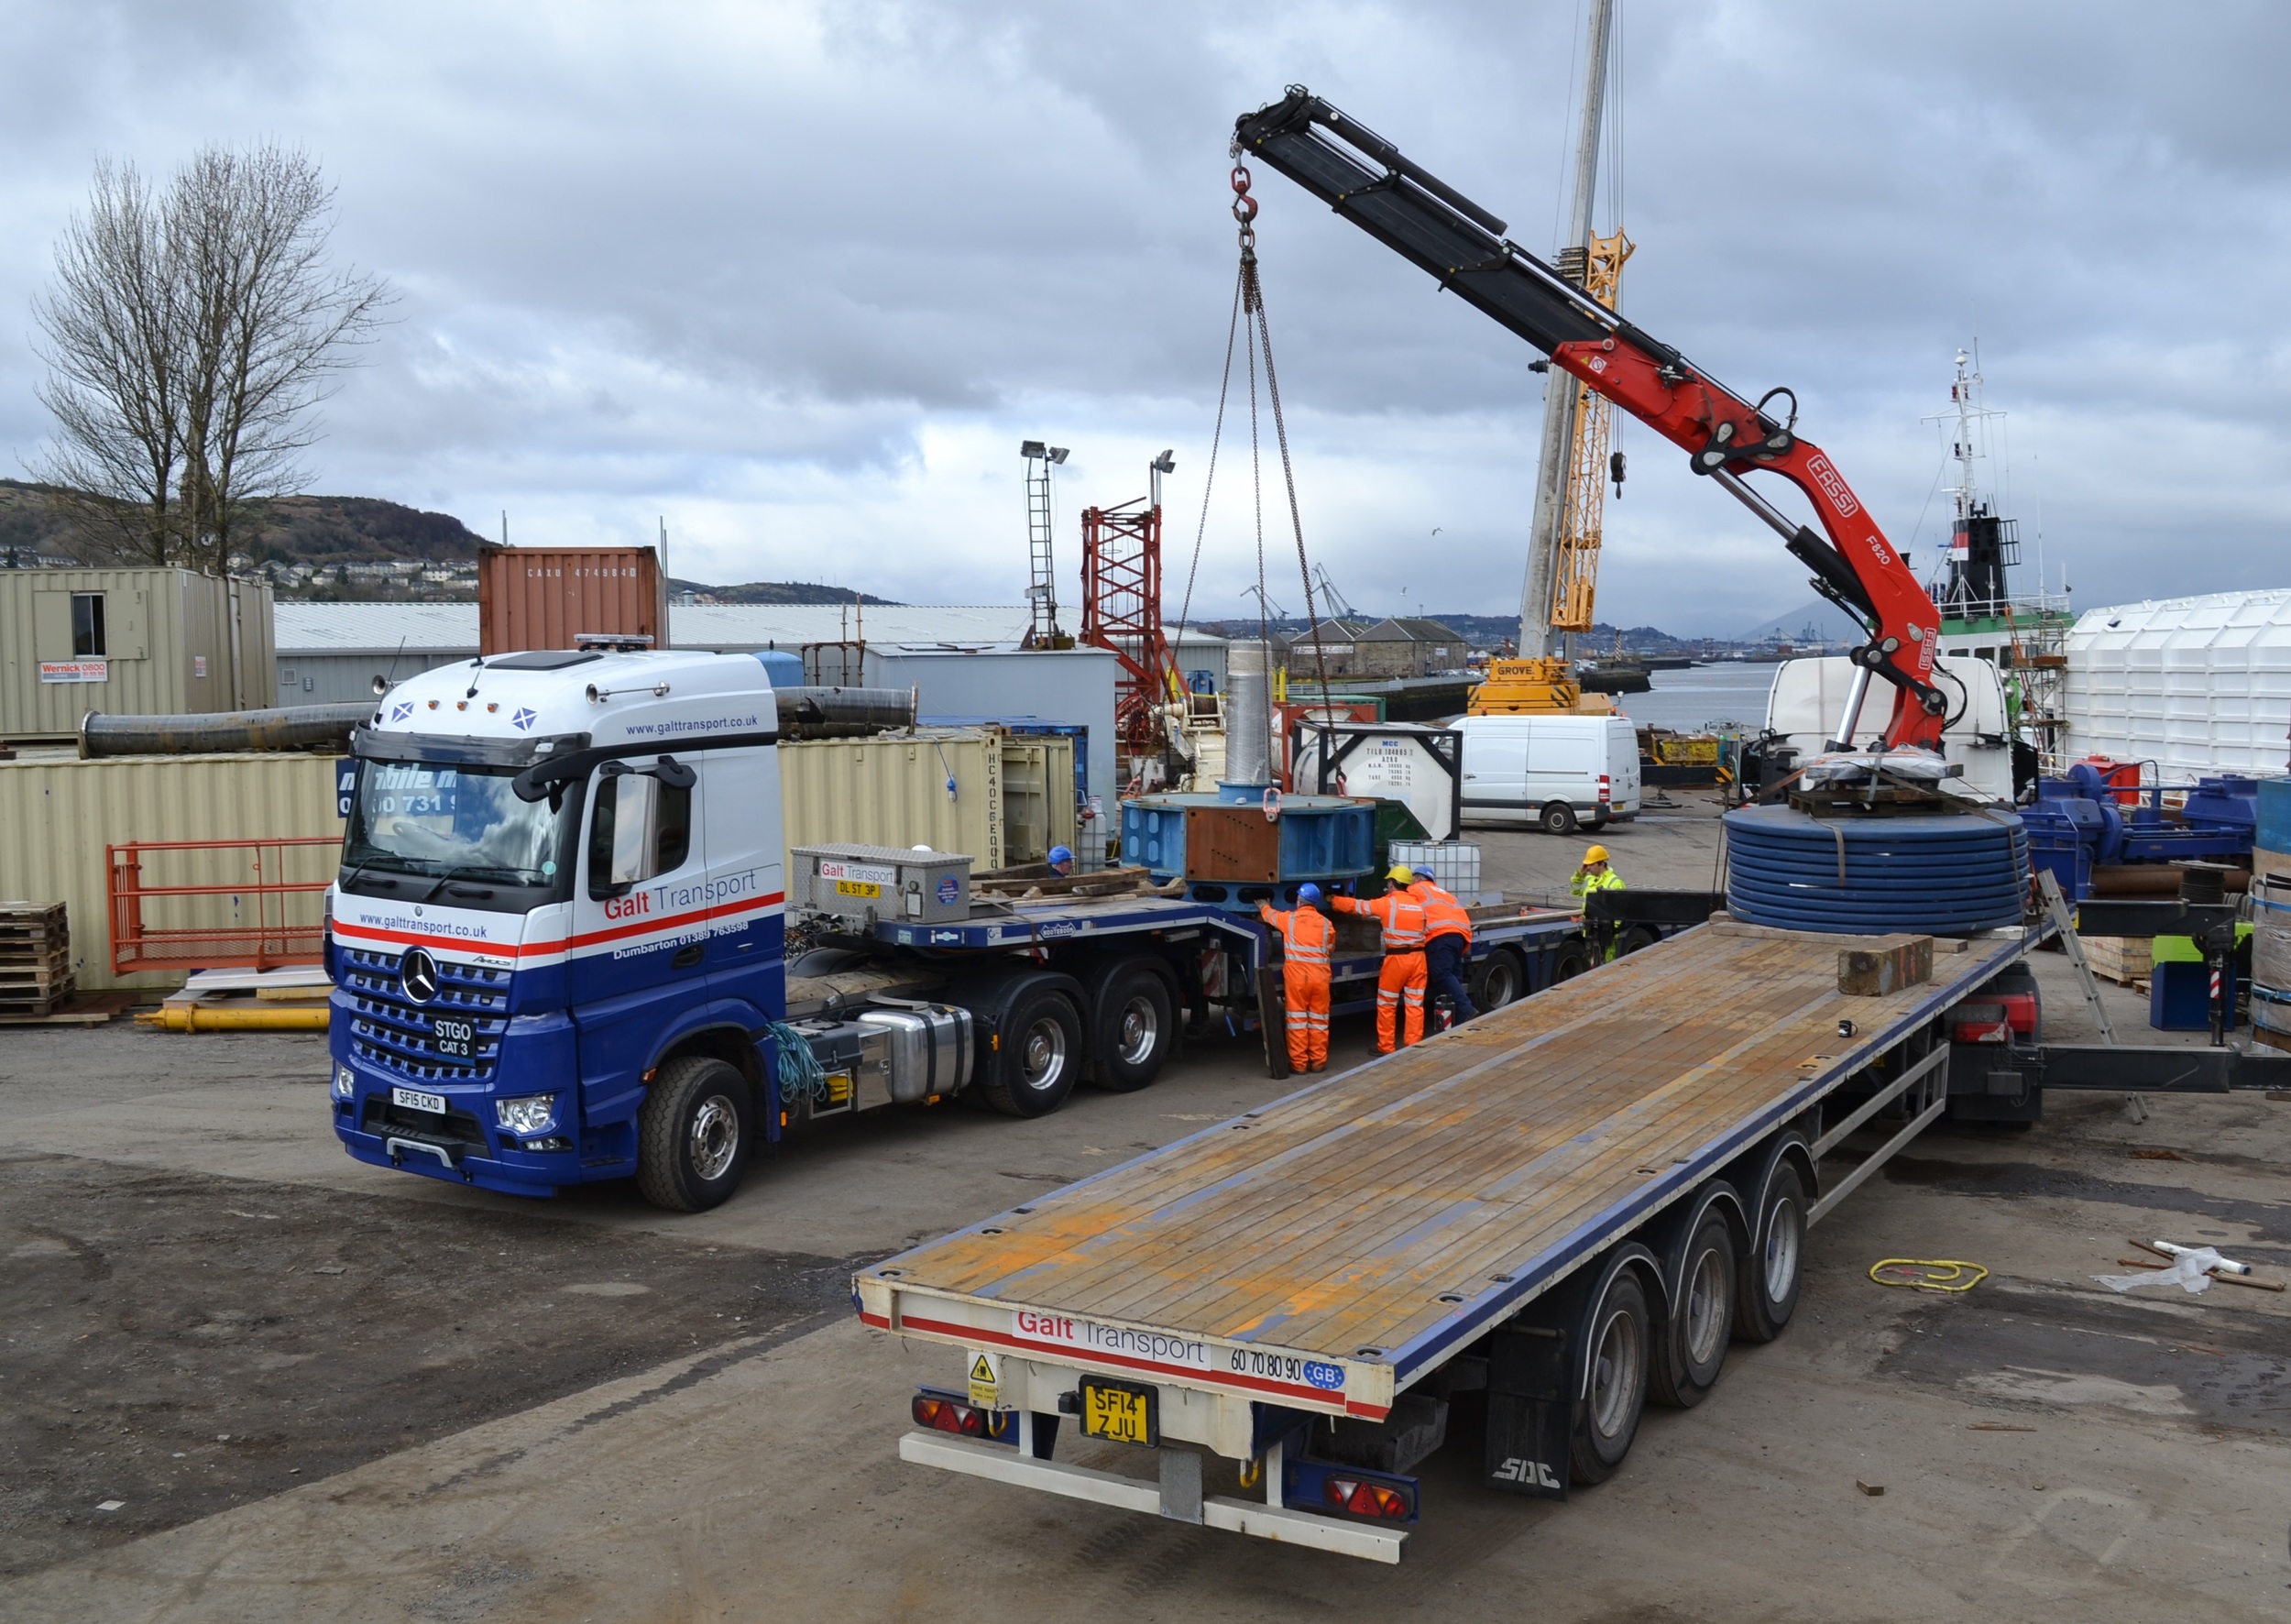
<box><xmin>1411</xmin><ymin>879</ymin><xmax>1473</xmax><ymax>944</ymax></box>
<box><xmin>1335</xmin><ymin>889</ymin><xmax>1427</xmax><ymax>952</ymax></box>
<box><xmin>1259</xmin><ymin>901</ymin><xmax>1333</xmax><ymax>966</ymax></box>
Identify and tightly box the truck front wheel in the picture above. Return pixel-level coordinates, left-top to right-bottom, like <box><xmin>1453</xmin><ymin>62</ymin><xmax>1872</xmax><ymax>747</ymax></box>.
<box><xmin>637</xmin><ymin>1055</ymin><xmax>753</xmax><ymax>1212</ymax></box>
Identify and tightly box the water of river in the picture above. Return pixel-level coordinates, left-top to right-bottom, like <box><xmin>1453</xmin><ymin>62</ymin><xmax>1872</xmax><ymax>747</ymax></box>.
<box><xmin>1612</xmin><ymin>663</ymin><xmax>1778</xmax><ymax>734</ymax></box>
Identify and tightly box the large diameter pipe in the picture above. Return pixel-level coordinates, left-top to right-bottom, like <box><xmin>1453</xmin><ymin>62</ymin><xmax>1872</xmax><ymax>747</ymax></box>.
<box><xmin>1224</xmin><ymin>641</ymin><xmax>1273</xmax><ymax>786</ymax></box>
<box><xmin>773</xmin><ymin>686</ymin><xmax>918</xmax><ymax>738</ymax></box>
<box><xmin>137</xmin><ymin>1004</ymin><xmax>331</xmax><ymax>1033</ymax></box>
<box><xmin>80</xmin><ymin>703</ymin><xmax>373</xmax><ymax>759</ymax></box>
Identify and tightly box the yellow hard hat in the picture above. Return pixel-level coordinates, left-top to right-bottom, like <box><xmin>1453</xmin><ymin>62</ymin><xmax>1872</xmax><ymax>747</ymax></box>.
<box><xmin>1583</xmin><ymin>844</ymin><xmax>1610</xmax><ymax>865</ymax></box>
<box><xmin>1387</xmin><ymin>864</ymin><xmax>1415</xmax><ymax>884</ymax></box>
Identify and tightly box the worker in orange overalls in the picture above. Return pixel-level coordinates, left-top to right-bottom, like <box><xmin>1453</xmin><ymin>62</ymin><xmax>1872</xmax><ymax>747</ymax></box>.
<box><xmin>1334</xmin><ymin>866</ymin><xmax>1429</xmax><ymax>1054</ymax></box>
<box><xmin>1257</xmin><ymin>883</ymin><xmax>1334</xmax><ymax>1073</ymax></box>
<box><xmin>1409</xmin><ymin>872</ymin><xmax>1477</xmax><ymax>1026</ymax></box>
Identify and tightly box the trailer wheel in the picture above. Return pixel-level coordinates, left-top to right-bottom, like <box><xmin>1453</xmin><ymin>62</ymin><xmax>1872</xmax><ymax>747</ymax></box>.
<box><xmin>1570</xmin><ymin>1269</ymin><xmax>1650</xmax><ymax>1484</ymax></box>
<box><xmin>1735</xmin><ymin>1161</ymin><xmax>1806</xmax><ymax>1343</ymax></box>
<box><xmin>1616</xmin><ymin>925</ymin><xmax>1660</xmax><ymax>959</ymax></box>
<box><xmin>1550</xmin><ymin>940</ymin><xmax>1594</xmax><ymax>985</ymax></box>
<box><xmin>1088</xmin><ymin>962</ymin><xmax>1176</xmax><ymax>1092</ymax></box>
<box><xmin>635</xmin><ymin>1055</ymin><xmax>752</xmax><ymax>1213</ymax></box>
<box><xmin>1540</xmin><ymin>801</ymin><xmax>1579</xmax><ymax>836</ymax></box>
<box><xmin>1470</xmin><ymin>948</ymin><xmax>1526</xmax><ymax>1011</ymax></box>
<box><xmin>1650</xmin><ymin>1209</ymin><xmax>1735</xmax><ymax>1408</ymax></box>
<box><xmin>981</xmin><ymin>986</ymin><xmax>1082</xmax><ymax>1118</ymax></box>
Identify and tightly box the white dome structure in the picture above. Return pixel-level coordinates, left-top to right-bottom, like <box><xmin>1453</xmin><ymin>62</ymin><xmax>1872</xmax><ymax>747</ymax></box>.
<box><xmin>2065</xmin><ymin>588</ymin><xmax>2291</xmax><ymax>780</ymax></box>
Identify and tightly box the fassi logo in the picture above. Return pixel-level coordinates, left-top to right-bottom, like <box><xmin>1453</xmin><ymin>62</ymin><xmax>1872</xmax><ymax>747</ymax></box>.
<box><xmin>1805</xmin><ymin>454</ymin><xmax>1861</xmax><ymax>518</ymax></box>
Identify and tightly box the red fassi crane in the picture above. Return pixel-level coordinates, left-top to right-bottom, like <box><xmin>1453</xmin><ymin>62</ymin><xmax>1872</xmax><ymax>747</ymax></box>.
<box><xmin>1234</xmin><ymin>88</ymin><xmax>1948</xmax><ymax>754</ymax></box>
<box><xmin>1080</xmin><ymin>451</ymin><xmax>1182</xmax><ymax>760</ymax></box>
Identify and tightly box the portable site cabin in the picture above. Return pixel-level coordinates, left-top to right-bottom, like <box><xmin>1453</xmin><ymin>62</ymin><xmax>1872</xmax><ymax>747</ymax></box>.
<box><xmin>0</xmin><ymin>566</ymin><xmax>275</xmax><ymax>743</ymax></box>
<box><xmin>2066</xmin><ymin>589</ymin><xmax>2291</xmax><ymax>781</ymax></box>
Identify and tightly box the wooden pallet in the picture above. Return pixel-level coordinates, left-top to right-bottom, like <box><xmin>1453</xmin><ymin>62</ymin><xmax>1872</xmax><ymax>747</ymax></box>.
<box><xmin>2079</xmin><ymin>934</ymin><xmax>2153</xmax><ymax>986</ymax></box>
<box><xmin>0</xmin><ymin>901</ymin><xmax>70</xmax><ymax>955</ymax></box>
<box><xmin>0</xmin><ymin>990</ymin><xmax>136</xmax><ymax>1026</ymax></box>
<box><xmin>0</xmin><ymin>949</ymin><xmax>76</xmax><ymax>1014</ymax></box>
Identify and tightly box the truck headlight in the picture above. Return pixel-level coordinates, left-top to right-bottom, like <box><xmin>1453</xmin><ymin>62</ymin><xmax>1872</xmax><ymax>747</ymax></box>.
<box><xmin>495</xmin><ymin>1094</ymin><xmax>556</xmax><ymax>1135</ymax></box>
<box><xmin>333</xmin><ymin>1064</ymin><xmax>355</xmax><ymax>1100</ymax></box>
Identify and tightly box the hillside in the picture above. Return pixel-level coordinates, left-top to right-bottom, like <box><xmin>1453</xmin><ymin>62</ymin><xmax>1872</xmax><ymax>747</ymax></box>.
<box><xmin>672</xmin><ymin>579</ymin><xmax>898</xmax><ymax>606</ymax></box>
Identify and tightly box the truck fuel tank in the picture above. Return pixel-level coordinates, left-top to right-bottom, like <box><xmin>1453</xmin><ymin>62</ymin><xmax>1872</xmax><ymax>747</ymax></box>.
<box><xmin>859</xmin><ymin>1003</ymin><xmax>977</xmax><ymax>1103</ymax></box>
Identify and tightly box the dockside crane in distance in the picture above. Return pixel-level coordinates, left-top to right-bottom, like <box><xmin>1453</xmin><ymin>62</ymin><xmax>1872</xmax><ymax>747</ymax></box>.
<box><xmin>1233</xmin><ymin>87</ymin><xmax>1951</xmax><ymax>755</ymax></box>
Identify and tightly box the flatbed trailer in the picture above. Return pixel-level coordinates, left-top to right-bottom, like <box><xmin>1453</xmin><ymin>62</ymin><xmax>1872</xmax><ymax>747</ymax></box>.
<box><xmin>836</xmin><ymin>890</ymin><xmax>1602</xmax><ymax>1085</ymax></box>
<box><xmin>857</xmin><ymin>918</ymin><xmax>2047</xmax><ymax>1561</ymax></box>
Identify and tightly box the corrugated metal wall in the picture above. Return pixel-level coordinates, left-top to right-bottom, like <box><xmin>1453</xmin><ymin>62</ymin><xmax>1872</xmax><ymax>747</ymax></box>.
<box><xmin>274</xmin><ymin>651</ymin><xmax>465</xmax><ymax>705</ymax></box>
<box><xmin>0</xmin><ymin>568</ymin><xmax>275</xmax><ymax>739</ymax></box>
<box><xmin>0</xmin><ymin>753</ymin><xmax>344</xmax><ymax>990</ymax></box>
<box><xmin>779</xmin><ymin>730</ymin><xmax>1073</xmax><ymax>875</ymax></box>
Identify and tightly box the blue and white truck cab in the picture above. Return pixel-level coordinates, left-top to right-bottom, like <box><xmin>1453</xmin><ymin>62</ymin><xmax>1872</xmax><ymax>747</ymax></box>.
<box><xmin>326</xmin><ymin>645</ymin><xmax>818</xmax><ymax>1209</ymax></box>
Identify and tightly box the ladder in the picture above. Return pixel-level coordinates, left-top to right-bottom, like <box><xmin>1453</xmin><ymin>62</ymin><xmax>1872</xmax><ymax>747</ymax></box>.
<box><xmin>1026</xmin><ymin>459</ymin><xmax>1059</xmax><ymax>642</ymax></box>
<box><xmin>2035</xmin><ymin>869</ymin><xmax>2144</xmax><ymax>1119</ymax></box>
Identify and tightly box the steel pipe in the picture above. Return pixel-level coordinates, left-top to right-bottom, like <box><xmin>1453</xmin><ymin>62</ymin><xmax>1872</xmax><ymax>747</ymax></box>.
<box><xmin>773</xmin><ymin>686</ymin><xmax>919</xmax><ymax>738</ymax></box>
<box><xmin>79</xmin><ymin>704</ymin><xmax>374</xmax><ymax>759</ymax></box>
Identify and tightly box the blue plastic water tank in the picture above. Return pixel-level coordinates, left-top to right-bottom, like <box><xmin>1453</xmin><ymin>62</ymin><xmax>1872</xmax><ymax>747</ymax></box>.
<box><xmin>2257</xmin><ymin>776</ymin><xmax>2291</xmax><ymax>858</ymax></box>
<box><xmin>1724</xmin><ymin>806</ymin><xmax>2029</xmax><ymax>935</ymax></box>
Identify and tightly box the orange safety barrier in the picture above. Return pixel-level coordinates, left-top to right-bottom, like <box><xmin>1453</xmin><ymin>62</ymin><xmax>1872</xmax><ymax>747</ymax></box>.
<box><xmin>107</xmin><ymin>838</ymin><xmax>339</xmax><ymax>975</ymax></box>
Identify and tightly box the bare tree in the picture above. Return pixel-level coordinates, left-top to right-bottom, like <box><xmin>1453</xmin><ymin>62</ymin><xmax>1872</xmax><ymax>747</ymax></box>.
<box><xmin>30</xmin><ymin>143</ymin><xmax>391</xmax><ymax>575</ymax></box>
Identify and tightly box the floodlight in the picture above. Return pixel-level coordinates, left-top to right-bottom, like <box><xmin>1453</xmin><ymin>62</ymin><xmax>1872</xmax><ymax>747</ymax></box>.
<box><xmin>1047</xmin><ymin>446</ymin><xmax>1069</xmax><ymax>465</ymax></box>
<box><xmin>1020</xmin><ymin>440</ymin><xmax>1047</xmax><ymax>459</ymax></box>
<box><xmin>1150</xmin><ymin>450</ymin><xmax>1176</xmax><ymax>474</ymax></box>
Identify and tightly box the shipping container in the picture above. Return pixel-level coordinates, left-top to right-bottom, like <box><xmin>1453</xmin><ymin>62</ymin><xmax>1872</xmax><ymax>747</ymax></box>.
<box><xmin>477</xmin><ymin>543</ymin><xmax>666</xmax><ymax>655</ymax></box>
<box><xmin>0</xmin><ymin>566</ymin><xmax>276</xmax><ymax>741</ymax></box>
<box><xmin>776</xmin><ymin>728</ymin><xmax>1074</xmax><ymax>876</ymax></box>
<box><xmin>2066</xmin><ymin>588</ymin><xmax>2291</xmax><ymax>780</ymax></box>
<box><xmin>0</xmin><ymin>752</ymin><xmax>343</xmax><ymax>990</ymax></box>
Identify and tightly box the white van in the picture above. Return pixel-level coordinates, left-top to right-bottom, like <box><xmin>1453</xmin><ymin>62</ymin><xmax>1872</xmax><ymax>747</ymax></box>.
<box><xmin>1456</xmin><ymin>714</ymin><xmax>1641</xmax><ymax>834</ymax></box>
<box><xmin>1764</xmin><ymin>655</ymin><xmax>2014</xmax><ymax>800</ymax></box>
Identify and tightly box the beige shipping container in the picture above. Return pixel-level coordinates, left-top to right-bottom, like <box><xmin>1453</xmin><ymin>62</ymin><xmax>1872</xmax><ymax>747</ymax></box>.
<box><xmin>477</xmin><ymin>544</ymin><xmax>667</xmax><ymax>655</ymax></box>
<box><xmin>777</xmin><ymin>729</ymin><xmax>1074</xmax><ymax>877</ymax></box>
<box><xmin>0</xmin><ymin>567</ymin><xmax>276</xmax><ymax>741</ymax></box>
<box><xmin>0</xmin><ymin>752</ymin><xmax>343</xmax><ymax>991</ymax></box>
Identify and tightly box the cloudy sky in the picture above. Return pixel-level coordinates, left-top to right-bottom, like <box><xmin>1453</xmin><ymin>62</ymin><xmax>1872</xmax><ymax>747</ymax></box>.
<box><xmin>5</xmin><ymin>0</ymin><xmax>2287</xmax><ymax>634</ymax></box>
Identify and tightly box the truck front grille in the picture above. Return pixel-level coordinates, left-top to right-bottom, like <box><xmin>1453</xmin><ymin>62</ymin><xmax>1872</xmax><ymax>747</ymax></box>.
<box><xmin>360</xmin><ymin>1095</ymin><xmax>490</xmax><ymax>1156</ymax></box>
<box><xmin>339</xmin><ymin>948</ymin><xmax>510</xmax><ymax>1082</ymax></box>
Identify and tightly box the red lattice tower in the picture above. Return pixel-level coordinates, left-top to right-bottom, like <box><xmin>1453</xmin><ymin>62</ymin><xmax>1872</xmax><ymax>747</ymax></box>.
<box><xmin>1080</xmin><ymin>496</ymin><xmax>1178</xmax><ymax>757</ymax></box>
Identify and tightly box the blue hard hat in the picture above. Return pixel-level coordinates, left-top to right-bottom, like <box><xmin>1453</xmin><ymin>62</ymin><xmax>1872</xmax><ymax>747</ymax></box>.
<box><xmin>1047</xmin><ymin>845</ymin><xmax>1074</xmax><ymax>866</ymax></box>
<box><xmin>1297</xmin><ymin>883</ymin><xmax>1324</xmax><ymax>905</ymax></box>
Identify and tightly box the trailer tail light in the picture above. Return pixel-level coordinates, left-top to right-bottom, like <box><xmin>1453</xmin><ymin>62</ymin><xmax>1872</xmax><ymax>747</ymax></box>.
<box><xmin>911</xmin><ymin>1388</ymin><xmax>1017</xmax><ymax>1445</ymax></box>
<box><xmin>1326</xmin><ymin>1477</ymin><xmax>1415</xmax><ymax>1520</ymax></box>
<box><xmin>1951</xmin><ymin>991</ymin><xmax>2037</xmax><ymax>1044</ymax></box>
<box><xmin>1282</xmin><ymin>1456</ymin><xmax>1420</xmax><ymax>1523</ymax></box>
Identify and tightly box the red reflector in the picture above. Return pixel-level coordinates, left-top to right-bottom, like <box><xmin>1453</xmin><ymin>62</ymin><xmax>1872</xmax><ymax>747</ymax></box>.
<box><xmin>1323</xmin><ymin>1476</ymin><xmax>1413</xmax><ymax>1520</ymax></box>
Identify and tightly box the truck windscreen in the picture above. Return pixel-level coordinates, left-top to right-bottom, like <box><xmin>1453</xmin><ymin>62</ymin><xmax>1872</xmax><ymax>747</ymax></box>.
<box><xmin>341</xmin><ymin>761</ymin><xmax>575</xmax><ymax>909</ymax></box>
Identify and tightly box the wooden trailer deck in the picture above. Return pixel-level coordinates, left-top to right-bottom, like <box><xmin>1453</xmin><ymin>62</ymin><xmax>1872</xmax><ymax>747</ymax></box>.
<box><xmin>856</xmin><ymin>921</ymin><xmax>2029</xmax><ymax>1422</ymax></box>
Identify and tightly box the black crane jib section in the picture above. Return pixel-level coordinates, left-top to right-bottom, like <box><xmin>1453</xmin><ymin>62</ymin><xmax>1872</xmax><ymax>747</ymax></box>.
<box><xmin>1233</xmin><ymin>86</ymin><xmax>1686</xmax><ymax>374</ymax></box>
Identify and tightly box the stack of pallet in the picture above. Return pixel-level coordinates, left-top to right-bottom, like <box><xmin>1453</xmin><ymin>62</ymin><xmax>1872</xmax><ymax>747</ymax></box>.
<box><xmin>0</xmin><ymin>902</ymin><xmax>74</xmax><ymax>1017</ymax></box>
<box><xmin>2081</xmin><ymin>934</ymin><xmax>2153</xmax><ymax>990</ymax></box>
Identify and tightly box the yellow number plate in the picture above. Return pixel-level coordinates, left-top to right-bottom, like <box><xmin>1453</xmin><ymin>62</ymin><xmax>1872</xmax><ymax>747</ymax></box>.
<box><xmin>834</xmin><ymin>879</ymin><xmax>882</xmax><ymax>898</ymax></box>
<box><xmin>1080</xmin><ymin>1377</ymin><xmax>1157</xmax><ymax>1447</ymax></box>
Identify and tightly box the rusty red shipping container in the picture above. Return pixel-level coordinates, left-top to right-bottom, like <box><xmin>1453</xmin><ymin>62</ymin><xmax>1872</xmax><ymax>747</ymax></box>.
<box><xmin>477</xmin><ymin>544</ymin><xmax>668</xmax><ymax>655</ymax></box>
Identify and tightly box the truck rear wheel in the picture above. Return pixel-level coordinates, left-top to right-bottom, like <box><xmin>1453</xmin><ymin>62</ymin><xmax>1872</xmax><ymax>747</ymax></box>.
<box><xmin>1088</xmin><ymin>962</ymin><xmax>1176</xmax><ymax>1092</ymax></box>
<box><xmin>1470</xmin><ymin>948</ymin><xmax>1526</xmax><ymax>1011</ymax></box>
<box><xmin>1650</xmin><ymin>1209</ymin><xmax>1735</xmax><ymax>1408</ymax></box>
<box><xmin>981</xmin><ymin>986</ymin><xmax>1082</xmax><ymax>1118</ymax></box>
<box><xmin>1735</xmin><ymin>1161</ymin><xmax>1806</xmax><ymax>1343</ymax></box>
<box><xmin>1540</xmin><ymin>801</ymin><xmax>1579</xmax><ymax>836</ymax></box>
<box><xmin>636</xmin><ymin>1055</ymin><xmax>752</xmax><ymax>1213</ymax></box>
<box><xmin>1569</xmin><ymin>1268</ymin><xmax>1650</xmax><ymax>1484</ymax></box>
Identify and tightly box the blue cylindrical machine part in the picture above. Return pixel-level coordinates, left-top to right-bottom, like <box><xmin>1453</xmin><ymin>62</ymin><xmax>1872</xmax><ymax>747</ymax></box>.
<box><xmin>2256</xmin><ymin>777</ymin><xmax>2291</xmax><ymax>860</ymax></box>
<box><xmin>1723</xmin><ymin>806</ymin><xmax>2030</xmax><ymax>935</ymax></box>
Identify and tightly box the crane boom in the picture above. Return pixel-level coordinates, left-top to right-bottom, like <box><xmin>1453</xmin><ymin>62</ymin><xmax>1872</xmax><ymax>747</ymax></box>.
<box><xmin>1233</xmin><ymin>86</ymin><xmax>1948</xmax><ymax>752</ymax></box>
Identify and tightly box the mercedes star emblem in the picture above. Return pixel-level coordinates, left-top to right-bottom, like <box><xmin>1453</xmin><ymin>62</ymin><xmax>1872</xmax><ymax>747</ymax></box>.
<box><xmin>399</xmin><ymin>947</ymin><xmax>441</xmax><ymax>1004</ymax></box>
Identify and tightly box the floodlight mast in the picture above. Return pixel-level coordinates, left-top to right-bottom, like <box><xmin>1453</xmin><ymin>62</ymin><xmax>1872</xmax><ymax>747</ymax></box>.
<box><xmin>1022</xmin><ymin>440</ymin><xmax>1070</xmax><ymax>644</ymax></box>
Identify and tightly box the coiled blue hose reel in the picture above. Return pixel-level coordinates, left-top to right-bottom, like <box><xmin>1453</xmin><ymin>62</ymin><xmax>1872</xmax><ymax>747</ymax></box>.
<box><xmin>1723</xmin><ymin>806</ymin><xmax>2029</xmax><ymax>935</ymax></box>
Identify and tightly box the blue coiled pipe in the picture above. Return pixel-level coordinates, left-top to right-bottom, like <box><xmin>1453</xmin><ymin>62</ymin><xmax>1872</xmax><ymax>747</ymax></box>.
<box><xmin>1723</xmin><ymin>806</ymin><xmax>2029</xmax><ymax>935</ymax></box>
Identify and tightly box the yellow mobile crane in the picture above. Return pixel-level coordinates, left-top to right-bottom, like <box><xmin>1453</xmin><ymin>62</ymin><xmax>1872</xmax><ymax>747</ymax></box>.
<box><xmin>1469</xmin><ymin>227</ymin><xmax>1633</xmax><ymax>715</ymax></box>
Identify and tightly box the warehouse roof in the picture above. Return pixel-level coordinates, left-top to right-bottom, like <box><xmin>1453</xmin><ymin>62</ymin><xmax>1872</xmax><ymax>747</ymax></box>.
<box><xmin>276</xmin><ymin>601</ymin><xmax>1226</xmax><ymax>656</ymax></box>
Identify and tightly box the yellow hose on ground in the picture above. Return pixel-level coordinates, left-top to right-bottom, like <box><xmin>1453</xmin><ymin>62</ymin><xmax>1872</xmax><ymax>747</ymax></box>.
<box><xmin>137</xmin><ymin>1004</ymin><xmax>331</xmax><ymax>1033</ymax></box>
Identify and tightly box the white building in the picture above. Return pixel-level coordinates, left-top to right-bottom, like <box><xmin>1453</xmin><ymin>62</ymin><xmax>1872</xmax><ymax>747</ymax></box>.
<box><xmin>2064</xmin><ymin>588</ymin><xmax>2291</xmax><ymax>780</ymax></box>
